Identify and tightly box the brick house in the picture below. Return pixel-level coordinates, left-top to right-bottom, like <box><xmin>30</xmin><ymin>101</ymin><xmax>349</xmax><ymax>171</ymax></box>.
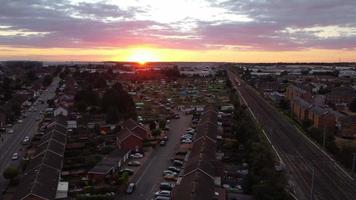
<box><xmin>117</xmin><ymin>127</ymin><xmax>144</xmax><ymax>151</ymax></box>
<box><xmin>119</xmin><ymin>119</ymin><xmax>150</xmax><ymax>139</ymax></box>
<box><xmin>326</xmin><ymin>87</ymin><xmax>356</xmax><ymax>107</ymax></box>
<box><xmin>291</xmin><ymin>97</ymin><xmax>312</xmax><ymax>122</ymax></box>
<box><xmin>286</xmin><ymin>84</ymin><xmax>313</xmax><ymax>102</ymax></box>
<box><xmin>337</xmin><ymin>116</ymin><xmax>356</xmax><ymax>139</ymax></box>
<box><xmin>308</xmin><ymin>106</ymin><xmax>336</xmax><ymax>129</ymax></box>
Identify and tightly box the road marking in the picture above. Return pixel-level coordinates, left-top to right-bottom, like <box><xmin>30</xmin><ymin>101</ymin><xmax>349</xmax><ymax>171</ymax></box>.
<box><xmin>135</xmin><ymin>154</ymin><xmax>156</xmax><ymax>185</ymax></box>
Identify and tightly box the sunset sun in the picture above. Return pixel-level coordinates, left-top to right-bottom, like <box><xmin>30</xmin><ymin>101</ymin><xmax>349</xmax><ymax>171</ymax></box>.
<box><xmin>127</xmin><ymin>48</ymin><xmax>159</xmax><ymax>65</ymax></box>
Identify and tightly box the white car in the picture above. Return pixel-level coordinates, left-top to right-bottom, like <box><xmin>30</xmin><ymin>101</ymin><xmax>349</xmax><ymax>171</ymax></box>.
<box><xmin>154</xmin><ymin>190</ymin><xmax>171</xmax><ymax>197</ymax></box>
<box><xmin>11</xmin><ymin>153</ymin><xmax>19</xmax><ymax>160</ymax></box>
<box><xmin>130</xmin><ymin>153</ymin><xmax>143</xmax><ymax>159</ymax></box>
<box><xmin>7</xmin><ymin>129</ymin><xmax>14</xmax><ymax>134</ymax></box>
<box><xmin>22</xmin><ymin>136</ymin><xmax>30</xmax><ymax>144</ymax></box>
<box><xmin>17</xmin><ymin>119</ymin><xmax>23</xmax><ymax>123</ymax></box>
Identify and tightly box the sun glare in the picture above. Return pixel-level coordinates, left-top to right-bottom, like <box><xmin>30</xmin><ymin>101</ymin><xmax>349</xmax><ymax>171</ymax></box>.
<box><xmin>127</xmin><ymin>48</ymin><xmax>159</xmax><ymax>65</ymax></box>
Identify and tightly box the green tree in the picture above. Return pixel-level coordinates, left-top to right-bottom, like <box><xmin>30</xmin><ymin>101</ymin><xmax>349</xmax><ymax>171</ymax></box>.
<box><xmin>3</xmin><ymin>166</ymin><xmax>19</xmax><ymax>181</ymax></box>
<box><xmin>151</xmin><ymin>129</ymin><xmax>161</xmax><ymax>138</ymax></box>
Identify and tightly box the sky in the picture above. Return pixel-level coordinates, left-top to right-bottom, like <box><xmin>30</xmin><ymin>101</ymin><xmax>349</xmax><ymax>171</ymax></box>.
<box><xmin>0</xmin><ymin>0</ymin><xmax>356</xmax><ymax>62</ymax></box>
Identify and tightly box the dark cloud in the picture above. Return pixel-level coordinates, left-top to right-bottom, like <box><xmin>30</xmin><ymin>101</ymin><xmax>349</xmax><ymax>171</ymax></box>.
<box><xmin>0</xmin><ymin>0</ymin><xmax>355</xmax><ymax>50</ymax></box>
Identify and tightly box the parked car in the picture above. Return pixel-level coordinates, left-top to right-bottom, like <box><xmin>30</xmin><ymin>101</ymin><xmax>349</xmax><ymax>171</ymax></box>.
<box><xmin>163</xmin><ymin>174</ymin><xmax>177</xmax><ymax>181</ymax></box>
<box><xmin>160</xmin><ymin>182</ymin><xmax>174</xmax><ymax>191</ymax></box>
<box><xmin>130</xmin><ymin>153</ymin><xmax>144</xmax><ymax>159</ymax></box>
<box><xmin>162</xmin><ymin>170</ymin><xmax>177</xmax><ymax>176</ymax></box>
<box><xmin>153</xmin><ymin>196</ymin><xmax>171</xmax><ymax>200</ymax></box>
<box><xmin>7</xmin><ymin>129</ymin><xmax>14</xmax><ymax>134</ymax></box>
<box><xmin>155</xmin><ymin>190</ymin><xmax>171</xmax><ymax>197</ymax></box>
<box><xmin>128</xmin><ymin>161</ymin><xmax>141</xmax><ymax>167</ymax></box>
<box><xmin>11</xmin><ymin>153</ymin><xmax>19</xmax><ymax>160</ymax></box>
<box><xmin>126</xmin><ymin>183</ymin><xmax>135</xmax><ymax>194</ymax></box>
<box><xmin>181</xmin><ymin>139</ymin><xmax>192</xmax><ymax>144</ymax></box>
<box><xmin>167</xmin><ymin>166</ymin><xmax>180</xmax><ymax>173</ymax></box>
<box><xmin>173</xmin><ymin>160</ymin><xmax>183</xmax><ymax>167</ymax></box>
<box><xmin>160</xmin><ymin>140</ymin><xmax>166</xmax><ymax>146</ymax></box>
<box><xmin>181</xmin><ymin>134</ymin><xmax>192</xmax><ymax>139</ymax></box>
<box><xmin>120</xmin><ymin>168</ymin><xmax>134</xmax><ymax>176</ymax></box>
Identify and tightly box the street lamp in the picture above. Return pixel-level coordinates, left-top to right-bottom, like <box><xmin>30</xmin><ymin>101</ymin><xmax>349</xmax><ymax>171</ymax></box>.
<box><xmin>352</xmin><ymin>153</ymin><xmax>356</xmax><ymax>178</ymax></box>
<box><xmin>310</xmin><ymin>167</ymin><xmax>315</xmax><ymax>200</ymax></box>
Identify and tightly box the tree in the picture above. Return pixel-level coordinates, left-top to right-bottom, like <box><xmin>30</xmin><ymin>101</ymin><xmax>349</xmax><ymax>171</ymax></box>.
<box><xmin>151</xmin><ymin>129</ymin><xmax>161</xmax><ymax>138</ymax></box>
<box><xmin>105</xmin><ymin>107</ymin><xmax>120</xmax><ymax>124</ymax></box>
<box><xmin>349</xmin><ymin>99</ymin><xmax>356</xmax><ymax>112</ymax></box>
<box><xmin>159</xmin><ymin>120</ymin><xmax>166</xmax><ymax>129</ymax></box>
<box><xmin>149</xmin><ymin>121</ymin><xmax>157</xmax><ymax>130</ymax></box>
<box><xmin>3</xmin><ymin>166</ymin><xmax>18</xmax><ymax>181</ymax></box>
<box><xmin>117</xmin><ymin>172</ymin><xmax>129</xmax><ymax>185</ymax></box>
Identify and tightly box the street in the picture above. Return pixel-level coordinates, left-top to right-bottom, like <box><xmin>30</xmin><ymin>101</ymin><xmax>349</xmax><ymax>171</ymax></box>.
<box><xmin>122</xmin><ymin>113</ymin><xmax>191</xmax><ymax>200</ymax></box>
<box><xmin>227</xmin><ymin>69</ymin><xmax>356</xmax><ymax>200</ymax></box>
<box><xmin>0</xmin><ymin>77</ymin><xmax>60</xmax><ymax>193</ymax></box>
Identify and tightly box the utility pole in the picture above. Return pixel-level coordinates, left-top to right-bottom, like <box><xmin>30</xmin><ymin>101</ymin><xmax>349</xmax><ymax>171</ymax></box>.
<box><xmin>352</xmin><ymin>153</ymin><xmax>356</xmax><ymax>177</ymax></box>
<box><xmin>322</xmin><ymin>124</ymin><xmax>326</xmax><ymax>148</ymax></box>
<box><xmin>310</xmin><ymin>167</ymin><xmax>315</xmax><ymax>200</ymax></box>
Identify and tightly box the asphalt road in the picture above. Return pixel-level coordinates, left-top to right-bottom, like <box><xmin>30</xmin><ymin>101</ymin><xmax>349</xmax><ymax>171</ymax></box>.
<box><xmin>0</xmin><ymin>77</ymin><xmax>60</xmax><ymax>191</ymax></box>
<box><xmin>122</xmin><ymin>113</ymin><xmax>192</xmax><ymax>200</ymax></box>
<box><xmin>227</xmin><ymin>69</ymin><xmax>356</xmax><ymax>200</ymax></box>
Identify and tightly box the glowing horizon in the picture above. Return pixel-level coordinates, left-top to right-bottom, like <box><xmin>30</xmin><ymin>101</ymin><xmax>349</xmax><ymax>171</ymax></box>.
<box><xmin>0</xmin><ymin>0</ymin><xmax>356</xmax><ymax>62</ymax></box>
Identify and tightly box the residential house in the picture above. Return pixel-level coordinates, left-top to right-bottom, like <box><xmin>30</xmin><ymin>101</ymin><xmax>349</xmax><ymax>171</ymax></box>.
<box><xmin>308</xmin><ymin>106</ymin><xmax>336</xmax><ymax>129</ymax></box>
<box><xmin>13</xmin><ymin>117</ymin><xmax>67</xmax><ymax>200</ymax></box>
<box><xmin>54</xmin><ymin>107</ymin><xmax>68</xmax><ymax>117</ymax></box>
<box><xmin>337</xmin><ymin>116</ymin><xmax>356</xmax><ymax>139</ymax></box>
<box><xmin>116</xmin><ymin>128</ymin><xmax>143</xmax><ymax>151</ymax></box>
<box><xmin>120</xmin><ymin>119</ymin><xmax>150</xmax><ymax>139</ymax></box>
<box><xmin>326</xmin><ymin>87</ymin><xmax>356</xmax><ymax>108</ymax></box>
<box><xmin>291</xmin><ymin>97</ymin><xmax>313</xmax><ymax>122</ymax></box>
<box><xmin>172</xmin><ymin>105</ymin><xmax>224</xmax><ymax>200</ymax></box>
<box><xmin>88</xmin><ymin>149</ymin><xmax>130</xmax><ymax>180</ymax></box>
<box><xmin>286</xmin><ymin>84</ymin><xmax>313</xmax><ymax>102</ymax></box>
